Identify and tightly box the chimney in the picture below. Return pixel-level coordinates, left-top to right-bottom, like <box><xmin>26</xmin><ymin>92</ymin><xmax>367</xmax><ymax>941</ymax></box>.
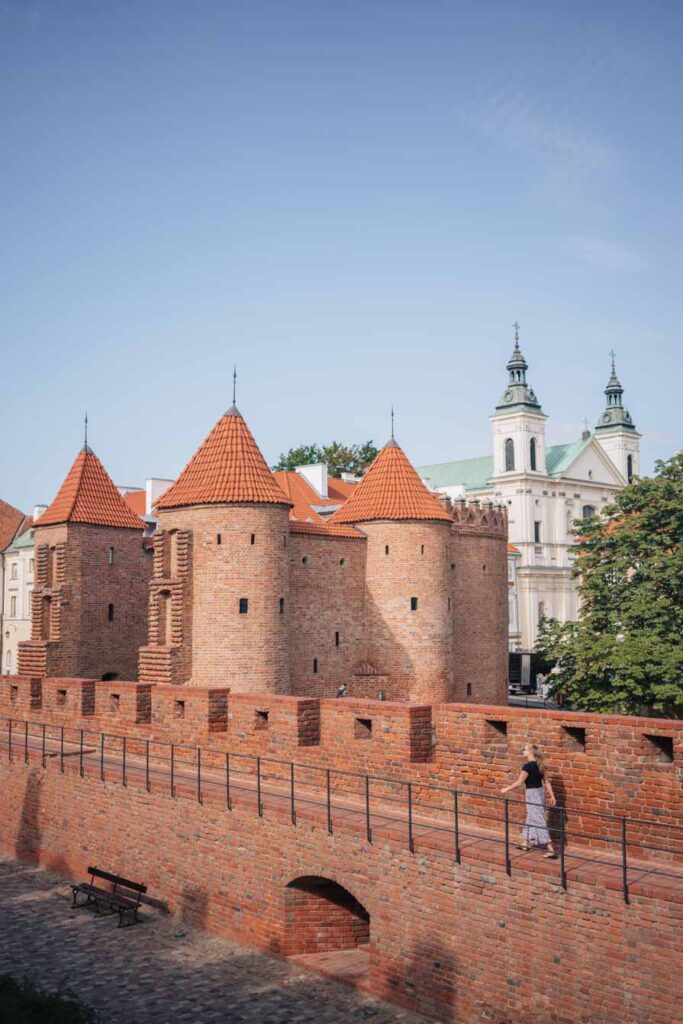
<box><xmin>146</xmin><ymin>478</ymin><xmax>175</xmax><ymax>516</ymax></box>
<box><xmin>32</xmin><ymin>504</ymin><xmax>48</xmax><ymax>523</ymax></box>
<box><xmin>296</xmin><ymin>463</ymin><xmax>328</xmax><ymax>499</ymax></box>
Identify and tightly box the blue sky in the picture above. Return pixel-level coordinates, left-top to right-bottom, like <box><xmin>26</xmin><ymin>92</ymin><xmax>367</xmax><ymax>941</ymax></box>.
<box><xmin>1</xmin><ymin>0</ymin><xmax>681</xmax><ymax>511</ymax></box>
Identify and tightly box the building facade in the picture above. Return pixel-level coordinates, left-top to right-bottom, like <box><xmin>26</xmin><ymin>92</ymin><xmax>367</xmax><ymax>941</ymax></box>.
<box><xmin>418</xmin><ymin>336</ymin><xmax>640</xmax><ymax>686</ymax></box>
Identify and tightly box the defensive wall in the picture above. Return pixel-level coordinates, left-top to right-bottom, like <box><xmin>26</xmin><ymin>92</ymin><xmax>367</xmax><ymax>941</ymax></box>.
<box><xmin>0</xmin><ymin>676</ymin><xmax>681</xmax><ymax>1023</ymax></box>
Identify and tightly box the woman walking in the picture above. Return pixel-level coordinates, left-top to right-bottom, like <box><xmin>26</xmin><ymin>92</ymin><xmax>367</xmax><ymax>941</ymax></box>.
<box><xmin>501</xmin><ymin>743</ymin><xmax>557</xmax><ymax>858</ymax></box>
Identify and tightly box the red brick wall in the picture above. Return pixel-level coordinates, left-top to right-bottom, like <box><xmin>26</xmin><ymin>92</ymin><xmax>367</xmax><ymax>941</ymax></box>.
<box><xmin>152</xmin><ymin>504</ymin><xmax>292</xmax><ymax>692</ymax></box>
<box><xmin>450</xmin><ymin>501</ymin><xmax>509</xmax><ymax>705</ymax></box>
<box><xmin>0</xmin><ymin>752</ymin><xmax>679</xmax><ymax>1024</ymax></box>
<box><xmin>18</xmin><ymin>523</ymin><xmax>151</xmax><ymax>682</ymax></box>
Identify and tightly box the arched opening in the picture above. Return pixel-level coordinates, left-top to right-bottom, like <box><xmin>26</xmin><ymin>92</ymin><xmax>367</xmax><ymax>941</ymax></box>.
<box><xmin>504</xmin><ymin>437</ymin><xmax>515</xmax><ymax>472</ymax></box>
<box><xmin>157</xmin><ymin>590</ymin><xmax>171</xmax><ymax>646</ymax></box>
<box><xmin>529</xmin><ymin>436</ymin><xmax>537</xmax><ymax>471</ymax></box>
<box><xmin>627</xmin><ymin>454</ymin><xmax>634</xmax><ymax>483</ymax></box>
<box><xmin>284</xmin><ymin>876</ymin><xmax>370</xmax><ymax>987</ymax></box>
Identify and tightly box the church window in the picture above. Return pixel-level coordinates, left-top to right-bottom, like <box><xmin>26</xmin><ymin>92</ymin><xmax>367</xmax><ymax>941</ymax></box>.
<box><xmin>239</xmin><ymin>598</ymin><xmax>249</xmax><ymax>614</ymax></box>
<box><xmin>582</xmin><ymin>505</ymin><xmax>596</xmax><ymax>519</ymax></box>
<box><xmin>627</xmin><ymin>454</ymin><xmax>634</xmax><ymax>483</ymax></box>
<box><xmin>108</xmin><ymin>603</ymin><xmax>115</xmax><ymax>622</ymax></box>
<box><xmin>529</xmin><ymin>437</ymin><xmax>537</xmax><ymax>471</ymax></box>
<box><xmin>534</xmin><ymin>521</ymin><xmax>541</xmax><ymax>543</ymax></box>
<box><xmin>504</xmin><ymin>438</ymin><xmax>515</xmax><ymax>472</ymax></box>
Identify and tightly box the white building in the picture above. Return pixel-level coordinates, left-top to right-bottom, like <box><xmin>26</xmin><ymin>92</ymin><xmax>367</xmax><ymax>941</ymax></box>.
<box><xmin>1</xmin><ymin>516</ymin><xmax>37</xmax><ymax>674</ymax></box>
<box><xmin>419</xmin><ymin>333</ymin><xmax>640</xmax><ymax>686</ymax></box>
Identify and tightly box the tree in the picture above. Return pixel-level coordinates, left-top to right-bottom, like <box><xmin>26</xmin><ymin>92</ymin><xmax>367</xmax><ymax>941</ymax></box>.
<box><xmin>273</xmin><ymin>441</ymin><xmax>379</xmax><ymax>478</ymax></box>
<box><xmin>536</xmin><ymin>453</ymin><xmax>683</xmax><ymax>717</ymax></box>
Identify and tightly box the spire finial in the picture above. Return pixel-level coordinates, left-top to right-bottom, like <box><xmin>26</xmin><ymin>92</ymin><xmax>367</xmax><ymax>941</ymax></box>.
<box><xmin>513</xmin><ymin>320</ymin><xmax>520</xmax><ymax>345</ymax></box>
<box><xmin>84</xmin><ymin>412</ymin><xmax>88</xmax><ymax>451</ymax></box>
<box><xmin>391</xmin><ymin>404</ymin><xmax>395</xmax><ymax>439</ymax></box>
<box><xmin>233</xmin><ymin>364</ymin><xmax>237</xmax><ymax>405</ymax></box>
<box><xmin>609</xmin><ymin>349</ymin><xmax>616</xmax><ymax>373</ymax></box>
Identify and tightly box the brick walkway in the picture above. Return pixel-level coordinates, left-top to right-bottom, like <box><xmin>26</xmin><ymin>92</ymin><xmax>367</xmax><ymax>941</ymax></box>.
<box><xmin>0</xmin><ymin>858</ymin><xmax>430</xmax><ymax>1024</ymax></box>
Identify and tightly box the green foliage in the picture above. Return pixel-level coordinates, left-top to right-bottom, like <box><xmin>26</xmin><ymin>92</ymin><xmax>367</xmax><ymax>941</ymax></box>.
<box><xmin>0</xmin><ymin>975</ymin><xmax>98</xmax><ymax>1023</ymax></box>
<box><xmin>536</xmin><ymin>453</ymin><xmax>683</xmax><ymax>717</ymax></box>
<box><xmin>273</xmin><ymin>441</ymin><xmax>379</xmax><ymax>478</ymax></box>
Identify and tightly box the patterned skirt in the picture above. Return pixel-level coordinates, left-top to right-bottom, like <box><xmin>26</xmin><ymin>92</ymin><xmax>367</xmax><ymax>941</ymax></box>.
<box><xmin>523</xmin><ymin>786</ymin><xmax>551</xmax><ymax>846</ymax></box>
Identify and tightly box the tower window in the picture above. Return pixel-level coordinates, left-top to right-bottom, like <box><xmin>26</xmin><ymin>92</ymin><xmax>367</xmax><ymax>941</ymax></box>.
<box><xmin>448</xmin><ymin>596</ymin><xmax>451</xmax><ymax>611</ymax></box>
<box><xmin>534</xmin><ymin>521</ymin><xmax>541</xmax><ymax>543</ymax></box>
<box><xmin>410</xmin><ymin>597</ymin><xmax>418</xmax><ymax>611</ymax></box>
<box><xmin>335</xmin><ymin>631</ymin><xmax>340</xmax><ymax>646</ymax></box>
<box><xmin>251</xmin><ymin>533</ymin><xmax>255</xmax><ymax>545</ymax></box>
<box><xmin>313</xmin><ymin>658</ymin><xmax>318</xmax><ymax>674</ymax></box>
<box><xmin>108</xmin><ymin>547</ymin><xmax>114</xmax><ymax>565</ymax></box>
<box><xmin>420</xmin><ymin>544</ymin><xmax>425</xmax><ymax>555</ymax></box>
<box><xmin>339</xmin><ymin>558</ymin><xmax>346</xmax><ymax>567</ymax></box>
<box><xmin>302</xmin><ymin>556</ymin><xmax>308</xmax><ymax>565</ymax></box>
<box><xmin>505</xmin><ymin>438</ymin><xmax>515</xmax><ymax>472</ymax></box>
<box><xmin>385</xmin><ymin>545</ymin><xmax>389</xmax><ymax>555</ymax></box>
<box><xmin>217</xmin><ymin>533</ymin><xmax>222</xmax><ymax>545</ymax></box>
<box><xmin>627</xmin><ymin>454</ymin><xmax>634</xmax><ymax>483</ymax></box>
<box><xmin>466</xmin><ymin>683</ymin><xmax>472</xmax><ymax>697</ymax></box>
<box><xmin>529</xmin><ymin>437</ymin><xmax>537</xmax><ymax>471</ymax></box>
<box><xmin>279</xmin><ymin>597</ymin><xmax>285</xmax><ymax>614</ymax></box>
<box><xmin>239</xmin><ymin>598</ymin><xmax>249</xmax><ymax>614</ymax></box>
<box><xmin>108</xmin><ymin>603</ymin><xmax>114</xmax><ymax>622</ymax></box>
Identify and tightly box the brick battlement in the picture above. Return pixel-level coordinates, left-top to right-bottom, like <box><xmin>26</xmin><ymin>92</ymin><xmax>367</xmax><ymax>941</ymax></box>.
<box><xmin>447</xmin><ymin>497</ymin><xmax>508</xmax><ymax>538</ymax></box>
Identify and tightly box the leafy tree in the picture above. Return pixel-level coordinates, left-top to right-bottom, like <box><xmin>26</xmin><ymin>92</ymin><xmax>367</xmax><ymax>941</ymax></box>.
<box><xmin>273</xmin><ymin>441</ymin><xmax>379</xmax><ymax>478</ymax></box>
<box><xmin>536</xmin><ymin>453</ymin><xmax>683</xmax><ymax>717</ymax></box>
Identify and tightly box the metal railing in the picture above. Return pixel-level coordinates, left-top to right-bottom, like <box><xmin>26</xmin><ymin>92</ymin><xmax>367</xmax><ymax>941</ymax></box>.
<box><xmin>1</xmin><ymin>715</ymin><xmax>682</xmax><ymax>904</ymax></box>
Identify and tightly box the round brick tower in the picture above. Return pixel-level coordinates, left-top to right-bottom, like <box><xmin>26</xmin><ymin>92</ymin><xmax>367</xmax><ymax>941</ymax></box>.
<box><xmin>330</xmin><ymin>438</ymin><xmax>454</xmax><ymax>702</ymax></box>
<box><xmin>147</xmin><ymin>404</ymin><xmax>292</xmax><ymax>693</ymax></box>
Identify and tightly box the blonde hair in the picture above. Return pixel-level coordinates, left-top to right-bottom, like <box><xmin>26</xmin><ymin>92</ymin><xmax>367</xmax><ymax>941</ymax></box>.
<box><xmin>525</xmin><ymin>743</ymin><xmax>546</xmax><ymax>777</ymax></box>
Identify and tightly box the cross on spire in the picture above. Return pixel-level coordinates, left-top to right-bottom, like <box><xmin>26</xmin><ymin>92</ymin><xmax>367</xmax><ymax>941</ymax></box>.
<box><xmin>609</xmin><ymin>349</ymin><xmax>616</xmax><ymax>372</ymax></box>
<box><xmin>513</xmin><ymin>321</ymin><xmax>520</xmax><ymax>343</ymax></box>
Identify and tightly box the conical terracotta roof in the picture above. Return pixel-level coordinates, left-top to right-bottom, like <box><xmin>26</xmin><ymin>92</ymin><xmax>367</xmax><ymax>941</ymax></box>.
<box><xmin>330</xmin><ymin>439</ymin><xmax>452</xmax><ymax>524</ymax></box>
<box><xmin>39</xmin><ymin>448</ymin><xmax>145</xmax><ymax>529</ymax></box>
<box><xmin>156</xmin><ymin>406</ymin><xmax>291</xmax><ymax>510</ymax></box>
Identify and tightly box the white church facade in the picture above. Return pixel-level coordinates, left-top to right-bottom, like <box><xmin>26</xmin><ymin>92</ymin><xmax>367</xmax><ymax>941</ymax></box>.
<box><xmin>418</xmin><ymin>332</ymin><xmax>640</xmax><ymax>686</ymax></box>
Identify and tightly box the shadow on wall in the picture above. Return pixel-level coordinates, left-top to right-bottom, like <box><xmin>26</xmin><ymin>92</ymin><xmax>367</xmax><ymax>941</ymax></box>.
<box><xmin>15</xmin><ymin>770</ymin><xmax>43</xmax><ymax>863</ymax></box>
<box><xmin>400</xmin><ymin>938</ymin><xmax>459</xmax><ymax>1022</ymax></box>
<box><xmin>179</xmin><ymin>884</ymin><xmax>209</xmax><ymax>930</ymax></box>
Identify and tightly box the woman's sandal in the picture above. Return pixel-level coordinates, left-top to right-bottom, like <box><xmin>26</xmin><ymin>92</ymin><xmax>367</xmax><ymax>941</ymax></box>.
<box><xmin>544</xmin><ymin>852</ymin><xmax>558</xmax><ymax>859</ymax></box>
<box><xmin>515</xmin><ymin>844</ymin><xmax>530</xmax><ymax>851</ymax></box>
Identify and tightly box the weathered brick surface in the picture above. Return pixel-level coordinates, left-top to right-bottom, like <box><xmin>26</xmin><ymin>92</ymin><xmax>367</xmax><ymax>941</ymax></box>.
<box><xmin>18</xmin><ymin>522</ymin><xmax>151</xmax><ymax>682</ymax></box>
<box><xmin>0</xmin><ymin>750</ymin><xmax>680</xmax><ymax>1024</ymax></box>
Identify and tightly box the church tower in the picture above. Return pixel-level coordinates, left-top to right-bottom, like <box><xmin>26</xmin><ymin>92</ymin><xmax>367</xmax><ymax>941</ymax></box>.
<box><xmin>594</xmin><ymin>355</ymin><xmax>640</xmax><ymax>482</ymax></box>
<box><xmin>491</xmin><ymin>325</ymin><xmax>547</xmax><ymax>478</ymax></box>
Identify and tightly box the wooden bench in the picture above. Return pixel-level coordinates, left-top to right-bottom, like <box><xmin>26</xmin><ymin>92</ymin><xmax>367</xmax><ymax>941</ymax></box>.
<box><xmin>71</xmin><ymin>867</ymin><xmax>147</xmax><ymax>927</ymax></box>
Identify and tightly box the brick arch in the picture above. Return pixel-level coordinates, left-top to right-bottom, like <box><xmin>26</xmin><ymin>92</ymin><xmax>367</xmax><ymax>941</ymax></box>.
<box><xmin>282</xmin><ymin>874</ymin><xmax>370</xmax><ymax>957</ymax></box>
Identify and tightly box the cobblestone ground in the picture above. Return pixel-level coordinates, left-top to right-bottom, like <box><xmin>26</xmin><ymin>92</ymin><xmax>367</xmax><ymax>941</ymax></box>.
<box><xmin>0</xmin><ymin>858</ymin><xmax>432</xmax><ymax>1024</ymax></box>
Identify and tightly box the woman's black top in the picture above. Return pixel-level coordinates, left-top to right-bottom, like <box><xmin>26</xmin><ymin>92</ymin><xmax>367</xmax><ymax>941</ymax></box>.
<box><xmin>522</xmin><ymin>761</ymin><xmax>544</xmax><ymax>789</ymax></box>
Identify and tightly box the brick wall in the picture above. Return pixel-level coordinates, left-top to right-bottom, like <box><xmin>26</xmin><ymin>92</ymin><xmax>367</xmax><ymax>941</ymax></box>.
<box><xmin>18</xmin><ymin>523</ymin><xmax>151</xmax><ymax>682</ymax></box>
<box><xmin>0</xmin><ymin>751</ymin><xmax>679</xmax><ymax>1024</ymax></box>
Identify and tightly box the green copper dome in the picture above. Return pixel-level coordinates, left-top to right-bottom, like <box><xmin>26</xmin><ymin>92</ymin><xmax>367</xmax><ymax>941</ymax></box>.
<box><xmin>594</xmin><ymin>355</ymin><xmax>636</xmax><ymax>432</ymax></box>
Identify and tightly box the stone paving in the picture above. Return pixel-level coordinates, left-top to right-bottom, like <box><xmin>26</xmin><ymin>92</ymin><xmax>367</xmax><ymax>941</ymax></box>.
<box><xmin>0</xmin><ymin>857</ymin><xmax>432</xmax><ymax>1024</ymax></box>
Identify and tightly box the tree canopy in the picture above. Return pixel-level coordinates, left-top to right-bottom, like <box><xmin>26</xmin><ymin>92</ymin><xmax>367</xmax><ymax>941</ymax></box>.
<box><xmin>536</xmin><ymin>453</ymin><xmax>683</xmax><ymax>718</ymax></box>
<box><xmin>273</xmin><ymin>441</ymin><xmax>379</xmax><ymax>478</ymax></box>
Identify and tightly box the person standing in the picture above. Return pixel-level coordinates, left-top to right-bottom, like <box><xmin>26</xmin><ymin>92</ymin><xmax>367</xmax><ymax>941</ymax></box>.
<box><xmin>501</xmin><ymin>743</ymin><xmax>557</xmax><ymax>857</ymax></box>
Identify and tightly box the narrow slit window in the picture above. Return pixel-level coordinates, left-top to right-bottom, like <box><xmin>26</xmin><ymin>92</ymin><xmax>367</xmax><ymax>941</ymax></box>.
<box><xmin>217</xmin><ymin>533</ymin><xmax>222</xmax><ymax>545</ymax></box>
<box><xmin>251</xmin><ymin>533</ymin><xmax>255</xmax><ymax>545</ymax></box>
<box><xmin>108</xmin><ymin>603</ymin><xmax>114</xmax><ymax>622</ymax></box>
<box><xmin>420</xmin><ymin>544</ymin><xmax>424</xmax><ymax>555</ymax></box>
<box><xmin>410</xmin><ymin>597</ymin><xmax>418</xmax><ymax>611</ymax></box>
<box><xmin>335</xmin><ymin>631</ymin><xmax>340</xmax><ymax>646</ymax></box>
<box><xmin>466</xmin><ymin>683</ymin><xmax>472</xmax><ymax>697</ymax></box>
<box><xmin>239</xmin><ymin>598</ymin><xmax>249</xmax><ymax>614</ymax></box>
<box><xmin>108</xmin><ymin>547</ymin><xmax>114</xmax><ymax>565</ymax></box>
<box><xmin>313</xmin><ymin>658</ymin><xmax>318</xmax><ymax>674</ymax></box>
<box><xmin>385</xmin><ymin>545</ymin><xmax>389</xmax><ymax>555</ymax></box>
<box><xmin>279</xmin><ymin>597</ymin><xmax>285</xmax><ymax>614</ymax></box>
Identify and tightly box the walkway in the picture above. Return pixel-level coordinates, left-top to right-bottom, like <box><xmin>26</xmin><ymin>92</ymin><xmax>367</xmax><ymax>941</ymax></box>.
<box><xmin>0</xmin><ymin>858</ymin><xmax>428</xmax><ymax>1024</ymax></box>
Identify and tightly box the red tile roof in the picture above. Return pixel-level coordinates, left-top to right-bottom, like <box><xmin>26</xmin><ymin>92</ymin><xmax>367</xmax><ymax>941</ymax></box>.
<box><xmin>327</xmin><ymin>478</ymin><xmax>358</xmax><ymax>502</ymax></box>
<box><xmin>0</xmin><ymin>500</ymin><xmax>25</xmax><ymax>551</ymax></box>
<box><xmin>330</xmin><ymin>439</ymin><xmax>452</xmax><ymax>524</ymax></box>
<box><xmin>289</xmin><ymin>519</ymin><xmax>365</xmax><ymax>539</ymax></box>
<box><xmin>273</xmin><ymin>472</ymin><xmax>363</xmax><ymax>539</ymax></box>
<box><xmin>123</xmin><ymin>490</ymin><xmax>147</xmax><ymax>516</ymax></box>
<box><xmin>38</xmin><ymin>448</ymin><xmax>145</xmax><ymax>530</ymax></box>
<box><xmin>157</xmin><ymin>406</ymin><xmax>291</xmax><ymax>510</ymax></box>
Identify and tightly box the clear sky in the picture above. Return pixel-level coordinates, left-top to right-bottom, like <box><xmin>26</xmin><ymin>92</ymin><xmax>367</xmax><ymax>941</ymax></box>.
<box><xmin>1</xmin><ymin>0</ymin><xmax>681</xmax><ymax>512</ymax></box>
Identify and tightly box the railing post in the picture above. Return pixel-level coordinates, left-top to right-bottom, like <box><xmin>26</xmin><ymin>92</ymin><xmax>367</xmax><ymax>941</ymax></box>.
<box><xmin>8</xmin><ymin>719</ymin><xmax>12</xmax><ymax>762</ymax></box>
<box><xmin>197</xmin><ymin>746</ymin><xmax>202</xmax><ymax>804</ymax></box>
<box><xmin>290</xmin><ymin>762</ymin><xmax>296</xmax><ymax>825</ymax></box>
<box><xmin>256</xmin><ymin>757</ymin><xmax>263</xmax><ymax>817</ymax></box>
<box><xmin>170</xmin><ymin>743</ymin><xmax>176</xmax><ymax>798</ymax></box>
<box><xmin>24</xmin><ymin>720</ymin><xmax>29</xmax><ymax>764</ymax></box>
<box><xmin>60</xmin><ymin>726</ymin><xmax>65</xmax><ymax>773</ymax></box>
<box><xmin>560</xmin><ymin>809</ymin><xmax>567</xmax><ymax>891</ymax></box>
<box><xmin>408</xmin><ymin>782</ymin><xmax>414</xmax><ymax>853</ymax></box>
<box><xmin>79</xmin><ymin>729</ymin><xmax>84</xmax><ymax>777</ymax></box>
<box><xmin>100</xmin><ymin>733</ymin><xmax>105</xmax><ymax>782</ymax></box>
<box><xmin>504</xmin><ymin>797</ymin><xmax>511</xmax><ymax>875</ymax></box>
<box><xmin>453</xmin><ymin>789</ymin><xmax>461</xmax><ymax>864</ymax></box>
<box><xmin>622</xmin><ymin>817</ymin><xmax>629</xmax><ymax>904</ymax></box>
<box><xmin>122</xmin><ymin>736</ymin><xmax>127</xmax><ymax>786</ymax></box>
<box><xmin>326</xmin><ymin>768</ymin><xmax>332</xmax><ymax>835</ymax></box>
<box><xmin>42</xmin><ymin>723</ymin><xmax>46</xmax><ymax>769</ymax></box>
<box><xmin>146</xmin><ymin>740</ymin><xmax>151</xmax><ymax>792</ymax></box>
<box><xmin>226</xmin><ymin>752</ymin><xmax>231</xmax><ymax>810</ymax></box>
<box><xmin>365</xmin><ymin>775</ymin><xmax>372</xmax><ymax>844</ymax></box>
